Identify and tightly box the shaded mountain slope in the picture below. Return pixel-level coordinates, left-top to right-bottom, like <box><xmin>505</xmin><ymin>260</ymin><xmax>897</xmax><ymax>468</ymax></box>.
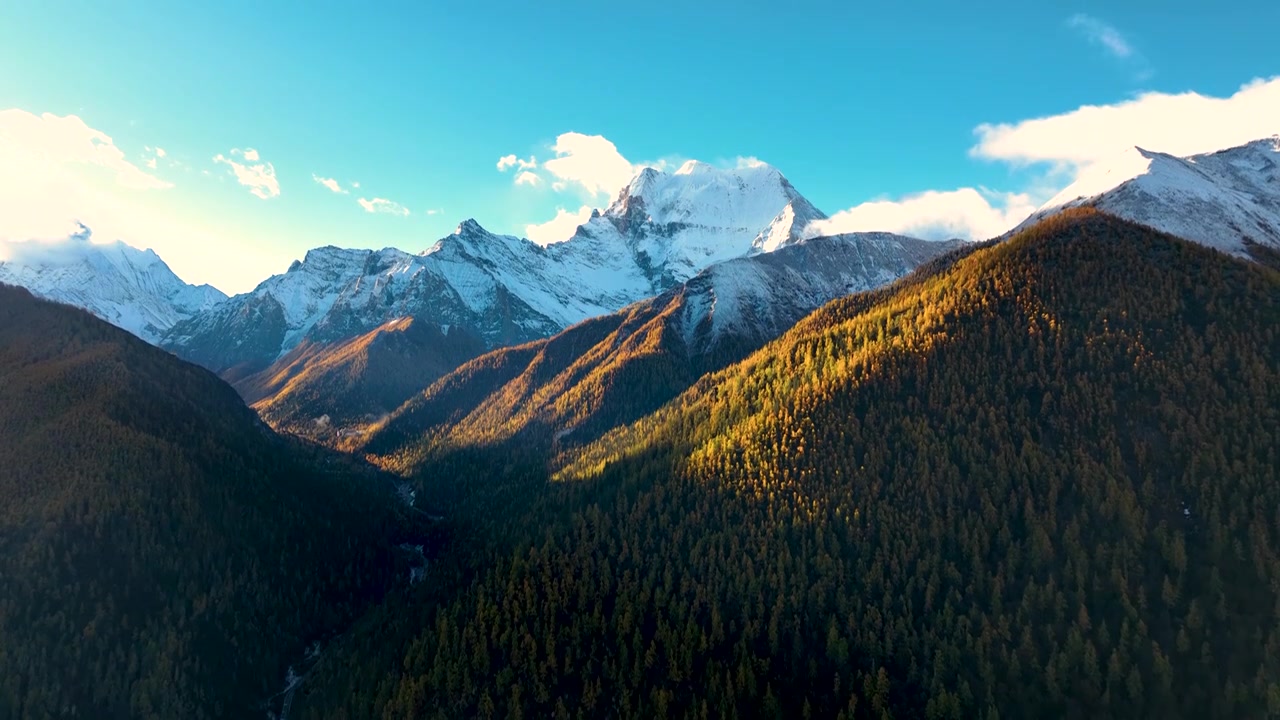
<box><xmin>297</xmin><ymin>210</ymin><xmax>1280</xmax><ymax>719</ymax></box>
<box><xmin>237</xmin><ymin>316</ymin><xmax>486</xmax><ymax>444</ymax></box>
<box><xmin>0</xmin><ymin>285</ymin><xmax>420</xmax><ymax>719</ymax></box>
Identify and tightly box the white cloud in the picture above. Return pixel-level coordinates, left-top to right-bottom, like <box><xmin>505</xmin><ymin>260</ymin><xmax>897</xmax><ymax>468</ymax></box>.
<box><xmin>0</xmin><ymin>108</ymin><xmax>291</xmax><ymax>294</ymax></box>
<box><xmin>214</xmin><ymin>147</ymin><xmax>279</xmax><ymax>199</ymax></box>
<box><xmin>514</xmin><ymin>170</ymin><xmax>541</xmax><ymax>187</ymax></box>
<box><xmin>542</xmin><ymin>132</ymin><xmax>636</xmax><ymax>198</ymax></box>
<box><xmin>809</xmin><ymin>188</ymin><xmax>1038</xmax><ymax>242</ymax></box>
<box><xmin>0</xmin><ymin>109</ymin><xmax>171</xmax><ymax>192</ymax></box>
<box><xmin>497</xmin><ymin>153</ymin><xmax>537</xmax><ymax>172</ymax></box>
<box><xmin>312</xmin><ymin>174</ymin><xmax>348</xmax><ymax>194</ymax></box>
<box><xmin>525</xmin><ymin>205</ymin><xmax>593</xmax><ymax>246</ymax></box>
<box><xmin>358</xmin><ymin>197</ymin><xmax>410</xmax><ymax>216</ymax></box>
<box><xmin>736</xmin><ymin>156</ymin><xmax>767</xmax><ymax>169</ymax></box>
<box><xmin>0</xmin><ymin>109</ymin><xmax>173</xmax><ymax>244</ymax></box>
<box><xmin>1066</xmin><ymin>14</ymin><xmax>1151</xmax><ymax>80</ymax></box>
<box><xmin>1067</xmin><ymin>14</ymin><xmax>1133</xmax><ymax>59</ymax></box>
<box><xmin>425</xmin><ymin>208</ymin><xmax>443</xmax><ymax>215</ymax></box>
<box><xmin>972</xmin><ymin>77</ymin><xmax>1280</xmax><ymax>171</ymax></box>
<box><xmin>141</xmin><ymin>145</ymin><xmax>170</xmax><ymax>171</ymax></box>
<box><xmin>142</xmin><ymin>145</ymin><xmax>171</xmax><ymax>171</ymax></box>
<box><xmin>814</xmin><ymin>76</ymin><xmax>1280</xmax><ymax>242</ymax></box>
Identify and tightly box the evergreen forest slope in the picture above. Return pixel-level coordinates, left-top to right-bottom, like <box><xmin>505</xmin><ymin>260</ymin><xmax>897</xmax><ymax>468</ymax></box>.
<box><xmin>297</xmin><ymin>210</ymin><xmax>1280</xmax><ymax>719</ymax></box>
<box><xmin>0</xmin><ymin>285</ymin><xmax>422</xmax><ymax>720</ymax></box>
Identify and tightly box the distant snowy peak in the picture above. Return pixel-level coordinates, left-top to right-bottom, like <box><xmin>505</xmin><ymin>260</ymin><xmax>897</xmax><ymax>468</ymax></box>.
<box><xmin>164</xmin><ymin>218</ymin><xmax>574</xmax><ymax>372</ymax></box>
<box><xmin>0</xmin><ymin>225</ymin><xmax>225</xmax><ymax>342</ymax></box>
<box><xmin>1021</xmin><ymin>136</ymin><xmax>1280</xmax><ymax>257</ymax></box>
<box><xmin>579</xmin><ymin>160</ymin><xmax>828</xmax><ymax>284</ymax></box>
<box><xmin>605</xmin><ymin>160</ymin><xmax>816</xmax><ymax>231</ymax></box>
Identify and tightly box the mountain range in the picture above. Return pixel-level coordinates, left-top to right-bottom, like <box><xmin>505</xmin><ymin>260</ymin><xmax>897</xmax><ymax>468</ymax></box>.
<box><xmin>361</xmin><ymin>231</ymin><xmax>966</xmax><ymax>459</ymax></box>
<box><xmin>162</xmin><ymin>160</ymin><xmax>829</xmax><ymax>376</ymax></box>
<box><xmin>2</xmin><ymin>133</ymin><xmax>1279</xmax><ymax>719</ymax></box>
<box><xmin>5</xmin><ymin>139</ymin><xmax>1279</xmax><ymax>448</ymax></box>
<box><xmin>4</xmin><ymin>139</ymin><xmax>1277</xmax><ymax>374</ymax></box>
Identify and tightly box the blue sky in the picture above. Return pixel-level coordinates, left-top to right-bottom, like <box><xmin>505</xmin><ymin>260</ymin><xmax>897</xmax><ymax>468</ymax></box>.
<box><xmin>0</xmin><ymin>0</ymin><xmax>1277</xmax><ymax>292</ymax></box>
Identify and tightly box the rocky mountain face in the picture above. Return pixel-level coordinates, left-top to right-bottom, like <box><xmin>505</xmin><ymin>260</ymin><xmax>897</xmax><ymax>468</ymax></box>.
<box><xmin>1017</xmin><ymin>136</ymin><xmax>1280</xmax><ymax>259</ymax></box>
<box><xmin>161</xmin><ymin>161</ymin><xmax>832</xmax><ymax>376</ymax></box>
<box><xmin>0</xmin><ymin>225</ymin><xmax>225</xmax><ymax>342</ymax></box>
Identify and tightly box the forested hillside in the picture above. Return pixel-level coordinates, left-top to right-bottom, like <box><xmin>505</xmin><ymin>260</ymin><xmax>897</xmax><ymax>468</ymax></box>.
<box><xmin>361</xmin><ymin>291</ymin><xmax>701</xmax><ymax>468</ymax></box>
<box><xmin>295</xmin><ymin>210</ymin><xmax>1280</xmax><ymax>719</ymax></box>
<box><xmin>238</xmin><ymin>316</ymin><xmax>486</xmax><ymax>444</ymax></box>
<box><xmin>0</xmin><ymin>285</ymin><xmax>425</xmax><ymax>719</ymax></box>
<box><xmin>364</xmin><ymin>235</ymin><xmax>969</xmax><ymax>472</ymax></box>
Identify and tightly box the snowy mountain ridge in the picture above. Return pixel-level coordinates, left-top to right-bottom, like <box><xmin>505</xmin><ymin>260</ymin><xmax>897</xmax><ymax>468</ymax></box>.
<box><xmin>1017</xmin><ymin>136</ymin><xmax>1280</xmax><ymax>256</ymax></box>
<box><xmin>0</xmin><ymin>225</ymin><xmax>226</xmax><ymax>342</ymax></box>
<box><xmin>162</xmin><ymin>161</ymin><xmax>842</xmax><ymax>374</ymax></box>
<box><xmin>673</xmin><ymin>231</ymin><xmax>966</xmax><ymax>355</ymax></box>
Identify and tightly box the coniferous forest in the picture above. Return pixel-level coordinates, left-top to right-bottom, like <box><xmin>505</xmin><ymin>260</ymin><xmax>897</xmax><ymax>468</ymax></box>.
<box><xmin>1</xmin><ymin>210</ymin><xmax>1278</xmax><ymax>719</ymax></box>
<box><xmin>290</xmin><ymin>211</ymin><xmax>1280</xmax><ymax>719</ymax></box>
<box><xmin>0</xmin><ymin>286</ymin><xmax>430</xmax><ymax>719</ymax></box>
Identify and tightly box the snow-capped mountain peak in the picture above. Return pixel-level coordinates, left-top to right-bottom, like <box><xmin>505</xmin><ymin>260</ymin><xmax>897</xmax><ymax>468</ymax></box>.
<box><xmin>0</xmin><ymin>224</ymin><xmax>226</xmax><ymax>342</ymax></box>
<box><xmin>1020</xmin><ymin>136</ymin><xmax>1280</xmax><ymax>256</ymax></box>
<box><xmin>454</xmin><ymin>218</ymin><xmax>487</xmax><ymax>236</ymax></box>
<box><xmin>582</xmin><ymin>160</ymin><xmax>828</xmax><ymax>283</ymax></box>
<box><xmin>604</xmin><ymin>159</ymin><xmax>800</xmax><ymax>228</ymax></box>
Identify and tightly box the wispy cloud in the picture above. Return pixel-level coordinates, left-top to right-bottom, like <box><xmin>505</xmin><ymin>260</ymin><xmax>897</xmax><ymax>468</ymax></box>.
<box><xmin>514</xmin><ymin>170</ymin><xmax>541</xmax><ymax>187</ymax></box>
<box><xmin>214</xmin><ymin>147</ymin><xmax>279</xmax><ymax>199</ymax></box>
<box><xmin>357</xmin><ymin>197</ymin><xmax>410</xmax><ymax>216</ymax></box>
<box><xmin>141</xmin><ymin>145</ymin><xmax>168</xmax><ymax>170</ymax></box>
<box><xmin>312</xmin><ymin>174</ymin><xmax>348</xmax><ymax>194</ymax></box>
<box><xmin>1067</xmin><ymin>14</ymin><xmax>1133</xmax><ymax>58</ymax></box>
<box><xmin>1067</xmin><ymin>14</ymin><xmax>1151</xmax><ymax>80</ymax></box>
